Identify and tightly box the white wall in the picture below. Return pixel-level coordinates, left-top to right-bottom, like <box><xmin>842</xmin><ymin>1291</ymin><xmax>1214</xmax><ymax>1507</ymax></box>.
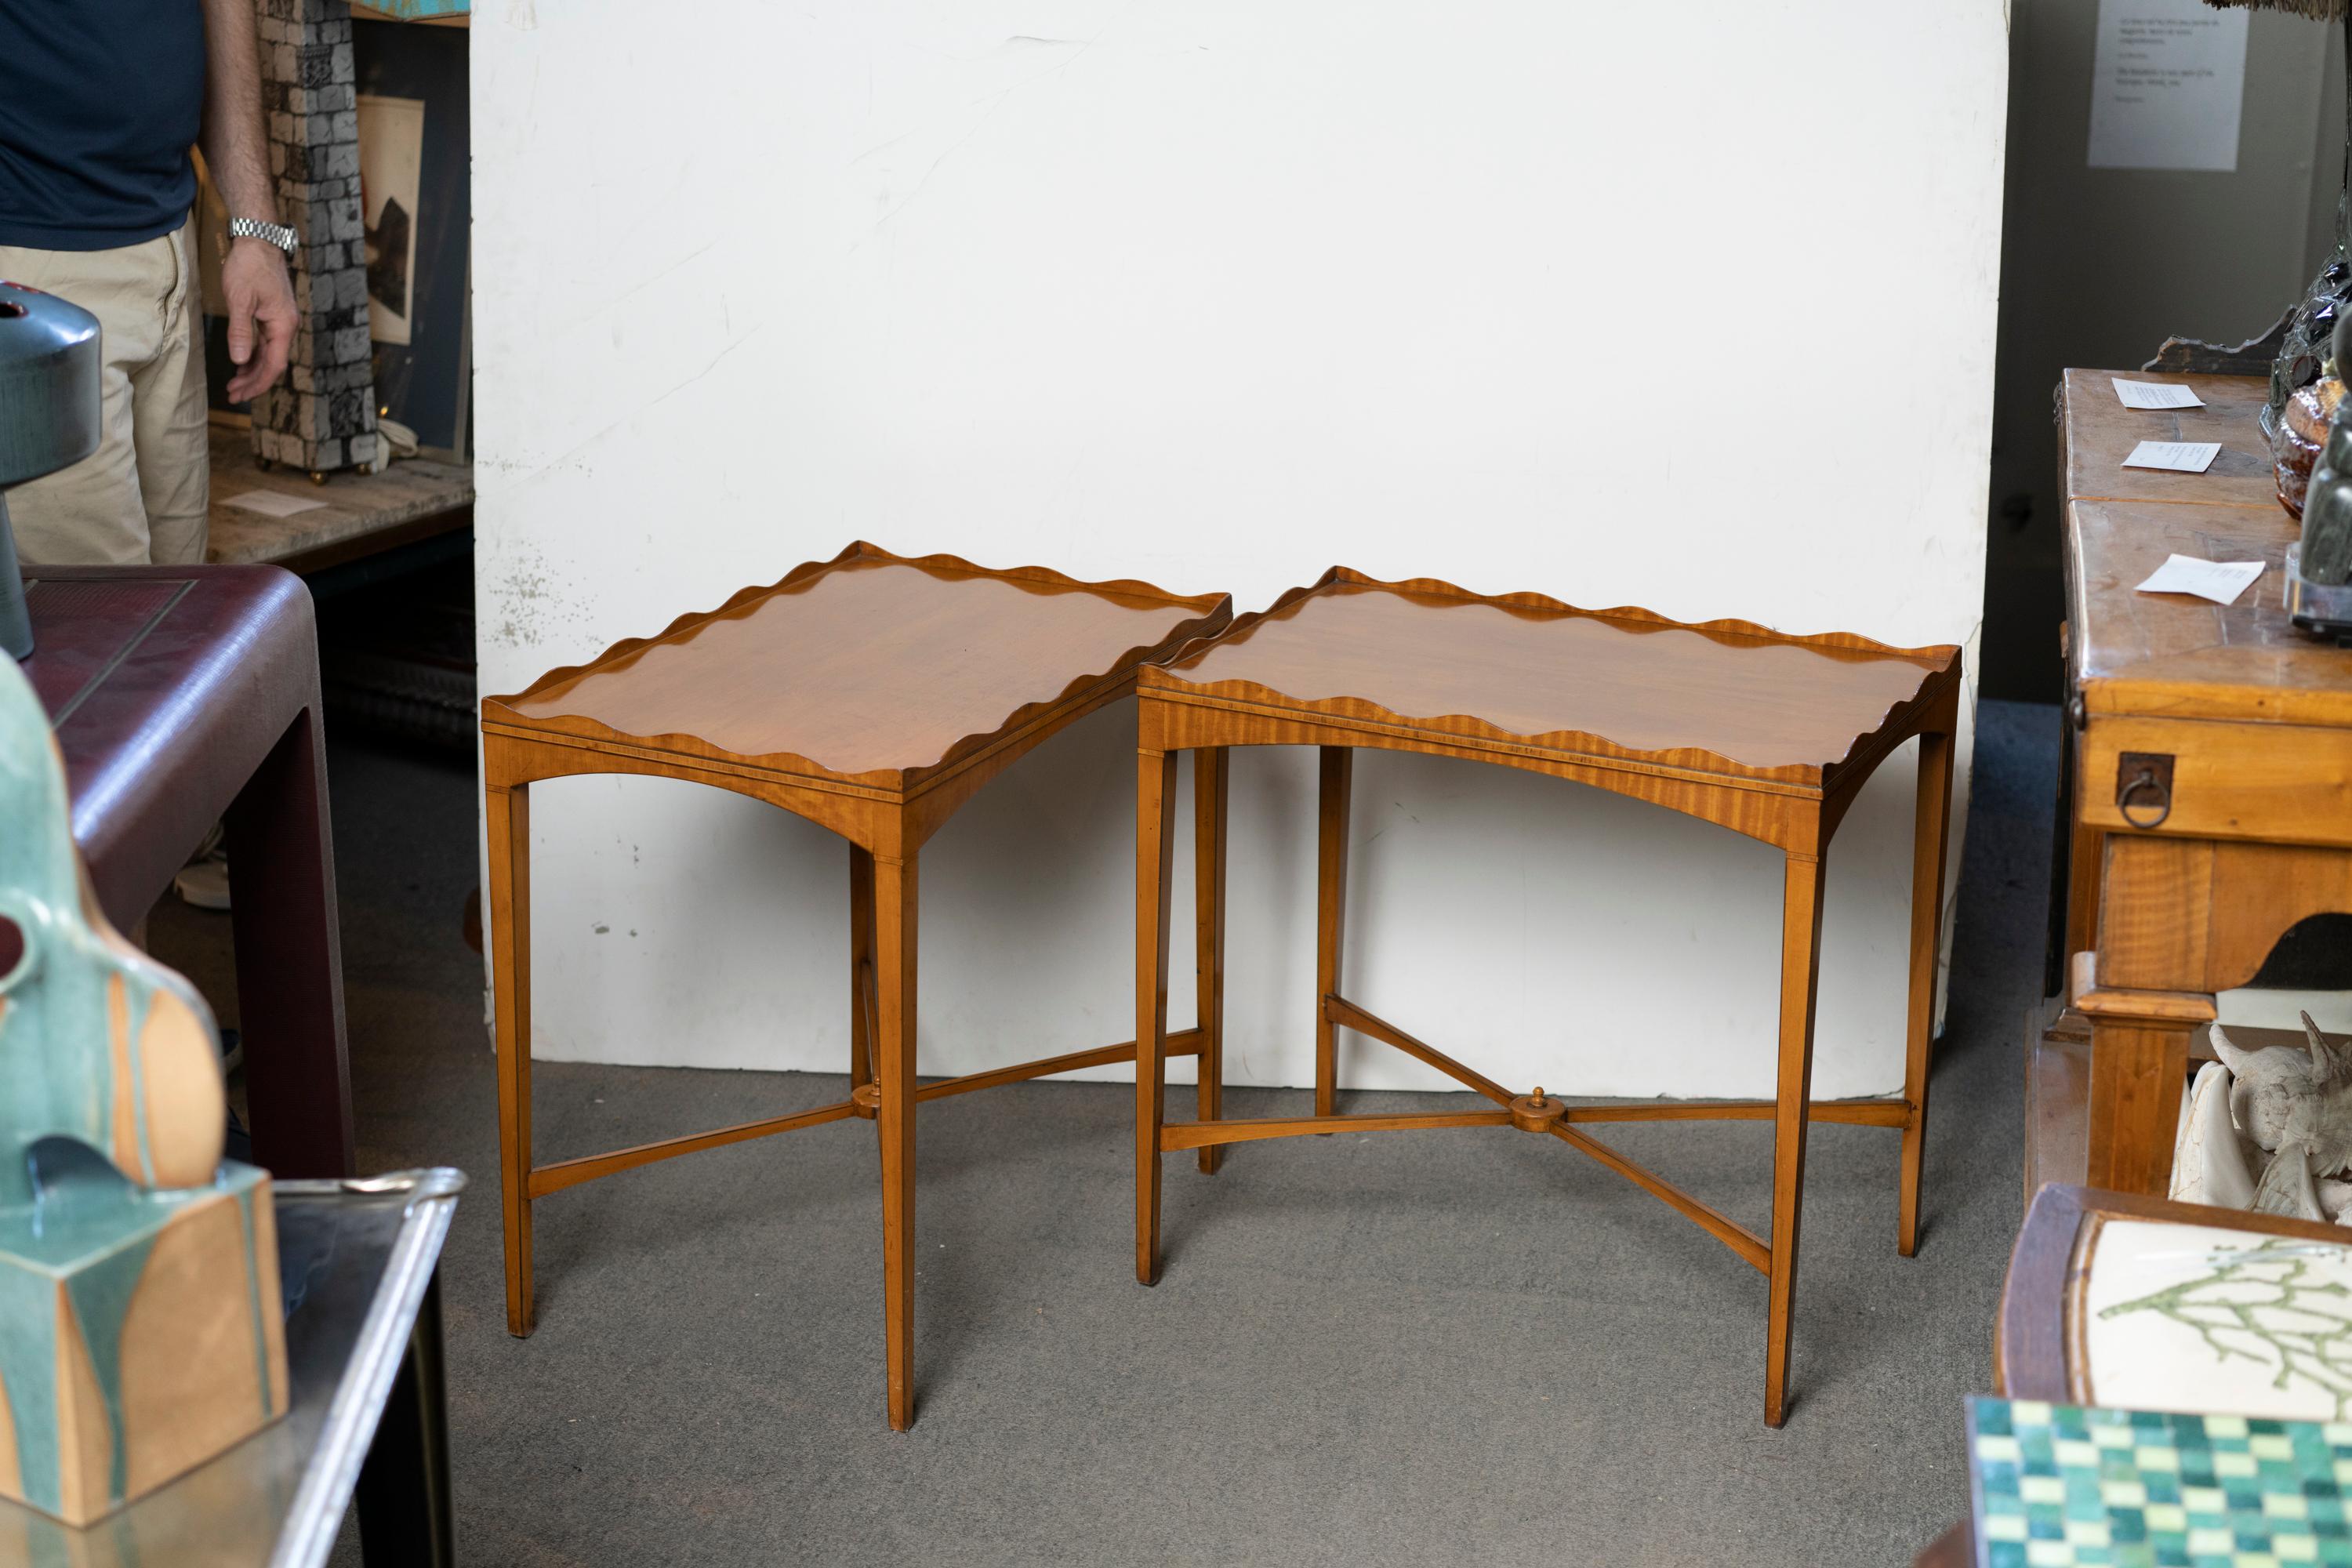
<box><xmin>471</xmin><ymin>0</ymin><xmax>2005</xmax><ymax>1100</ymax></box>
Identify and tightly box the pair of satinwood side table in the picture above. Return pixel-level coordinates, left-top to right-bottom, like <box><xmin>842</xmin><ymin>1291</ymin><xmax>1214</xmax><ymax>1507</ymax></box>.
<box><xmin>480</xmin><ymin>543</ymin><xmax>1961</xmax><ymax>1432</ymax></box>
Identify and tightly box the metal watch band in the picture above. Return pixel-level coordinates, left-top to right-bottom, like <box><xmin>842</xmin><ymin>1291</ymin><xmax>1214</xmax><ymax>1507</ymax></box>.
<box><xmin>227</xmin><ymin>217</ymin><xmax>299</xmax><ymax>257</ymax></box>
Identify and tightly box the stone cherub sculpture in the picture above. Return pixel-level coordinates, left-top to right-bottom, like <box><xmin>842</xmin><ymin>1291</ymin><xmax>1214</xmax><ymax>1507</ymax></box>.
<box><xmin>0</xmin><ymin>652</ymin><xmax>287</xmax><ymax>1525</ymax></box>
<box><xmin>2173</xmin><ymin>1011</ymin><xmax>2352</xmax><ymax>1225</ymax></box>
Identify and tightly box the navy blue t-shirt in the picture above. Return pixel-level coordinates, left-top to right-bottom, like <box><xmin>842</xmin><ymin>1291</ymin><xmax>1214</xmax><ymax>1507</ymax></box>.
<box><xmin>0</xmin><ymin>0</ymin><xmax>207</xmax><ymax>250</ymax></box>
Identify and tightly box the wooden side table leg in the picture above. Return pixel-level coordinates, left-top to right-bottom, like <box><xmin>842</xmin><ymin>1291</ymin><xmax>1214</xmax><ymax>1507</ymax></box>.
<box><xmin>874</xmin><ymin>850</ymin><xmax>920</xmax><ymax>1430</ymax></box>
<box><xmin>849</xmin><ymin>844</ymin><xmax>877</xmax><ymax>1103</ymax></box>
<box><xmin>1900</xmin><ymin>724</ymin><xmax>1956</xmax><ymax>1257</ymax></box>
<box><xmin>485</xmin><ymin>781</ymin><xmax>535</xmax><ymax>1338</ymax></box>
<box><xmin>1765</xmin><ymin>851</ymin><xmax>1826</xmax><ymax>1428</ymax></box>
<box><xmin>1315</xmin><ymin>746</ymin><xmax>1352</xmax><ymax>1120</ymax></box>
<box><xmin>1137</xmin><ymin>748</ymin><xmax>1178</xmax><ymax>1285</ymax></box>
<box><xmin>1194</xmin><ymin>747</ymin><xmax>1230</xmax><ymax>1175</ymax></box>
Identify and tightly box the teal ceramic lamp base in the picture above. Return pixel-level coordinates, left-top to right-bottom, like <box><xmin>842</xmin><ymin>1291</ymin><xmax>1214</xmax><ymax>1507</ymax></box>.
<box><xmin>0</xmin><ymin>604</ymin><xmax>290</xmax><ymax>1527</ymax></box>
<box><xmin>0</xmin><ymin>1157</ymin><xmax>286</xmax><ymax>1526</ymax></box>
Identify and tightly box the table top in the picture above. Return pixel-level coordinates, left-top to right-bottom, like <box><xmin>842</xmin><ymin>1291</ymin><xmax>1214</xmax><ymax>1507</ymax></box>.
<box><xmin>0</xmin><ymin>1169</ymin><xmax>461</xmax><ymax>1568</ymax></box>
<box><xmin>2057</xmin><ymin>368</ymin><xmax>2278</xmax><ymax>511</ymax></box>
<box><xmin>2059</xmin><ymin>368</ymin><xmax>2352</xmax><ymax>728</ymax></box>
<box><xmin>1141</xmin><ymin>568</ymin><xmax>1957</xmax><ymax>786</ymax></box>
<box><xmin>483</xmin><ymin>542</ymin><xmax>1232</xmax><ymax>790</ymax></box>
<box><xmin>24</xmin><ymin>564</ymin><xmax>321</xmax><ymax>930</ymax></box>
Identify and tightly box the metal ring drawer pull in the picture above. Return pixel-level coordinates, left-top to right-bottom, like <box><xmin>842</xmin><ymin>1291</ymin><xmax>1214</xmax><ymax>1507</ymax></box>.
<box><xmin>2118</xmin><ymin>767</ymin><xmax>2171</xmax><ymax>829</ymax></box>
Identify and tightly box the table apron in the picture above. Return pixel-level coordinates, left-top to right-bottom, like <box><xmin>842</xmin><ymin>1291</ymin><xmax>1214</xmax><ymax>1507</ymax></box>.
<box><xmin>1138</xmin><ymin>693</ymin><xmax>1829</xmax><ymax>854</ymax></box>
<box><xmin>2094</xmin><ymin>833</ymin><xmax>2352</xmax><ymax>995</ymax></box>
<box><xmin>2080</xmin><ymin>713</ymin><xmax>2352</xmax><ymax>849</ymax></box>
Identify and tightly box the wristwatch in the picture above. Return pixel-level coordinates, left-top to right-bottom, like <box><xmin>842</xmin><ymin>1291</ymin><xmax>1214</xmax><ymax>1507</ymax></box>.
<box><xmin>227</xmin><ymin>217</ymin><xmax>298</xmax><ymax>257</ymax></box>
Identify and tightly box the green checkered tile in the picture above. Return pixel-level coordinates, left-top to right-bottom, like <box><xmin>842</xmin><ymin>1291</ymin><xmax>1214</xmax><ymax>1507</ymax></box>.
<box><xmin>1969</xmin><ymin>1399</ymin><xmax>2352</xmax><ymax>1568</ymax></box>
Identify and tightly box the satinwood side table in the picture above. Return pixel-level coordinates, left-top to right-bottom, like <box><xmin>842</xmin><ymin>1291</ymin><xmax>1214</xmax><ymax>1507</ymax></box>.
<box><xmin>1132</xmin><ymin>566</ymin><xmax>1961</xmax><ymax>1427</ymax></box>
<box><xmin>480</xmin><ymin>543</ymin><xmax>1230</xmax><ymax>1430</ymax></box>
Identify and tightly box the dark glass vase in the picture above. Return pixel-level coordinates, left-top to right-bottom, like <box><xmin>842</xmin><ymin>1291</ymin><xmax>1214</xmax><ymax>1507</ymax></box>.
<box><xmin>2267</xmin><ymin>12</ymin><xmax>2352</xmax><ymax>436</ymax></box>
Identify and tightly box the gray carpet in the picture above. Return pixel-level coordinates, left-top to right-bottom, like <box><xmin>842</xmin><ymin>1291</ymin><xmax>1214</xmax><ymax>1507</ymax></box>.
<box><xmin>151</xmin><ymin>699</ymin><xmax>2058</xmax><ymax>1567</ymax></box>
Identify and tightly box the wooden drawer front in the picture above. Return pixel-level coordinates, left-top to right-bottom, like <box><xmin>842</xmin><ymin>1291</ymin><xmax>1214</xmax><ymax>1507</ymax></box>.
<box><xmin>2080</xmin><ymin>716</ymin><xmax>2352</xmax><ymax>849</ymax></box>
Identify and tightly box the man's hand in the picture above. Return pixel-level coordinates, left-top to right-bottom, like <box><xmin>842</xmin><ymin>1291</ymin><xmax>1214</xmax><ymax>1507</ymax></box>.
<box><xmin>220</xmin><ymin>237</ymin><xmax>296</xmax><ymax>404</ymax></box>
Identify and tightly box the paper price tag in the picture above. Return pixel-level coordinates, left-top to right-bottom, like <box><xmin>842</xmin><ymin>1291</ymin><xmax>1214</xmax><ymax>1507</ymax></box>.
<box><xmin>221</xmin><ymin>489</ymin><xmax>328</xmax><ymax>518</ymax></box>
<box><xmin>2112</xmin><ymin>378</ymin><xmax>2205</xmax><ymax>410</ymax></box>
<box><xmin>2122</xmin><ymin>440</ymin><xmax>2221</xmax><ymax>474</ymax></box>
<box><xmin>2134</xmin><ymin>554</ymin><xmax>2264</xmax><ymax>606</ymax></box>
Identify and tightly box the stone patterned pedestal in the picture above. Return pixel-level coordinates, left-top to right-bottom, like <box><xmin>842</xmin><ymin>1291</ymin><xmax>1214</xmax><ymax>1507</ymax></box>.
<box><xmin>252</xmin><ymin>0</ymin><xmax>379</xmax><ymax>479</ymax></box>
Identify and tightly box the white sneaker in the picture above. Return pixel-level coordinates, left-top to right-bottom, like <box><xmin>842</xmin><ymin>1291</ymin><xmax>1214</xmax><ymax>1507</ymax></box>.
<box><xmin>175</xmin><ymin>848</ymin><xmax>231</xmax><ymax>911</ymax></box>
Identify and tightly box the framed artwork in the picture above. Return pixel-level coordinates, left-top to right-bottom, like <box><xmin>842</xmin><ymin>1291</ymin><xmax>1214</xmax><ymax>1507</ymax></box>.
<box><xmin>357</xmin><ymin>94</ymin><xmax>423</xmax><ymax>348</ymax></box>
<box><xmin>354</xmin><ymin>19</ymin><xmax>470</xmax><ymax>457</ymax></box>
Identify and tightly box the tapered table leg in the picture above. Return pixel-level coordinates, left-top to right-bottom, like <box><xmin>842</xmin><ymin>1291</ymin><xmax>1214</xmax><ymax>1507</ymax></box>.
<box><xmin>1765</xmin><ymin>850</ymin><xmax>1826</xmax><ymax>1428</ymax></box>
<box><xmin>1900</xmin><ymin>721</ymin><xmax>1955</xmax><ymax>1257</ymax></box>
<box><xmin>1137</xmin><ymin>749</ymin><xmax>1178</xmax><ymax>1284</ymax></box>
<box><xmin>874</xmin><ymin>850</ymin><xmax>919</xmax><ymax>1430</ymax></box>
<box><xmin>1315</xmin><ymin>747</ymin><xmax>1352</xmax><ymax>1120</ymax></box>
<box><xmin>485</xmin><ymin>779</ymin><xmax>535</xmax><ymax>1338</ymax></box>
<box><xmin>1194</xmin><ymin>748</ymin><xmax>1229</xmax><ymax>1175</ymax></box>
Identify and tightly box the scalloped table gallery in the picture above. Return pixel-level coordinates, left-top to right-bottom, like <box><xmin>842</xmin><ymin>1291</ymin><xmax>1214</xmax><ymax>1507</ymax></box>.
<box><xmin>1130</xmin><ymin>568</ymin><xmax>1962</xmax><ymax>1427</ymax></box>
<box><xmin>478</xmin><ymin>543</ymin><xmax>1232</xmax><ymax>1430</ymax></box>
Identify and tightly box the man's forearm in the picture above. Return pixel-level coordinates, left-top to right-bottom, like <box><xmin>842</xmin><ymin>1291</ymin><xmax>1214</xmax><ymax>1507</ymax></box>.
<box><xmin>198</xmin><ymin>0</ymin><xmax>278</xmax><ymax>223</ymax></box>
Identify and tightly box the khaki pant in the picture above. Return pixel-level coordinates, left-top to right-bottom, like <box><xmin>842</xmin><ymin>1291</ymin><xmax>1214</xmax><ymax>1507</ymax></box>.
<box><xmin>0</xmin><ymin>221</ymin><xmax>208</xmax><ymax>566</ymax></box>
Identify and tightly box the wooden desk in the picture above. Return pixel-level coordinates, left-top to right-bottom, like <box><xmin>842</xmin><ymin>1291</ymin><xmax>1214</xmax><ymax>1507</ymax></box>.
<box><xmin>480</xmin><ymin>542</ymin><xmax>1230</xmax><ymax>1430</ymax></box>
<box><xmin>1131</xmin><ymin>566</ymin><xmax>1960</xmax><ymax>1426</ymax></box>
<box><xmin>2056</xmin><ymin>369</ymin><xmax>2352</xmax><ymax>1196</ymax></box>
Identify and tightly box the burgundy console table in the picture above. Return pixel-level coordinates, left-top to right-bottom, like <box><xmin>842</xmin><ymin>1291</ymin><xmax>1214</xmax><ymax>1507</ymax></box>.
<box><xmin>21</xmin><ymin>564</ymin><xmax>354</xmax><ymax>1178</ymax></box>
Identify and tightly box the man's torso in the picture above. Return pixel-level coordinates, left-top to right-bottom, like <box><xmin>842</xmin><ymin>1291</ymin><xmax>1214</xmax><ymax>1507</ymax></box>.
<box><xmin>0</xmin><ymin>0</ymin><xmax>206</xmax><ymax>251</ymax></box>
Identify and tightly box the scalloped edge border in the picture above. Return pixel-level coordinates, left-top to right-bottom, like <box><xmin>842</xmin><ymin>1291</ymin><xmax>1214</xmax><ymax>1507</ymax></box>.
<box><xmin>1146</xmin><ymin>564</ymin><xmax>1961</xmax><ymax>781</ymax></box>
<box><xmin>482</xmin><ymin>541</ymin><xmax>1233</xmax><ymax>787</ymax></box>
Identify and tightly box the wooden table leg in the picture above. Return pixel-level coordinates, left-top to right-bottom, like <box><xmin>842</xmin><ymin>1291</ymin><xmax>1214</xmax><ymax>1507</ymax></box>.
<box><xmin>1315</xmin><ymin>746</ymin><xmax>1352</xmax><ymax>1120</ymax></box>
<box><xmin>849</xmin><ymin>843</ymin><xmax>877</xmax><ymax>1105</ymax></box>
<box><xmin>1766</xmin><ymin>850</ymin><xmax>1826</xmax><ymax>1428</ymax></box>
<box><xmin>1137</xmin><ymin>748</ymin><xmax>1178</xmax><ymax>1284</ymax></box>
<box><xmin>2072</xmin><ymin>947</ymin><xmax>2213</xmax><ymax>1197</ymax></box>
<box><xmin>1900</xmin><ymin>724</ymin><xmax>1955</xmax><ymax>1257</ymax></box>
<box><xmin>485</xmin><ymin>779</ymin><xmax>535</xmax><ymax>1338</ymax></box>
<box><xmin>2082</xmin><ymin>1014</ymin><xmax>2193</xmax><ymax>1196</ymax></box>
<box><xmin>874</xmin><ymin>849</ymin><xmax>919</xmax><ymax>1430</ymax></box>
<box><xmin>1194</xmin><ymin>748</ymin><xmax>1229</xmax><ymax>1175</ymax></box>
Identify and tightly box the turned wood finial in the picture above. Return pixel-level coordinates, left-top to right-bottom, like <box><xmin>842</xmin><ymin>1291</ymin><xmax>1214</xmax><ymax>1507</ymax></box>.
<box><xmin>1509</xmin><ymin>1087</ymin><xmax>1565</xmax><ymax>1134</ymax></box>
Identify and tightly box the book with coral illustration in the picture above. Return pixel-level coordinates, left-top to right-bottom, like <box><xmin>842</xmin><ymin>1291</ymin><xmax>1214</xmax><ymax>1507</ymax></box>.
<box><xmin>2080</xmin><ymin>1218</ymin><xmax>2352</xmax><ymax>1421</ymax></box>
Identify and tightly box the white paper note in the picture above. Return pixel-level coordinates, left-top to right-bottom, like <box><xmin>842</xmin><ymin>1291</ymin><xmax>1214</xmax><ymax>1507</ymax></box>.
<box><xmin>221</xmin><ymin>489</ymin><xmax>328</xmax><ymax>518</ymax></box>
<box><xmin>2086</xmin><ymin>0</ymin><xmax>2250</xmax><ymax>172</ymax></box>
<box><xmin>2112</xmin><ymin>377</ymin><xmax>2205</xmax><ymax>410</ymax></box>
<box><xmin>2135</xmin><ymin>553</ymin><xmax>2265</xmax><ymax>605</ymax></box>
<box><xmin>2122</xmin><ymin>439</ymin><xmax>2221</xmax><ymax>473</ymax></box>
